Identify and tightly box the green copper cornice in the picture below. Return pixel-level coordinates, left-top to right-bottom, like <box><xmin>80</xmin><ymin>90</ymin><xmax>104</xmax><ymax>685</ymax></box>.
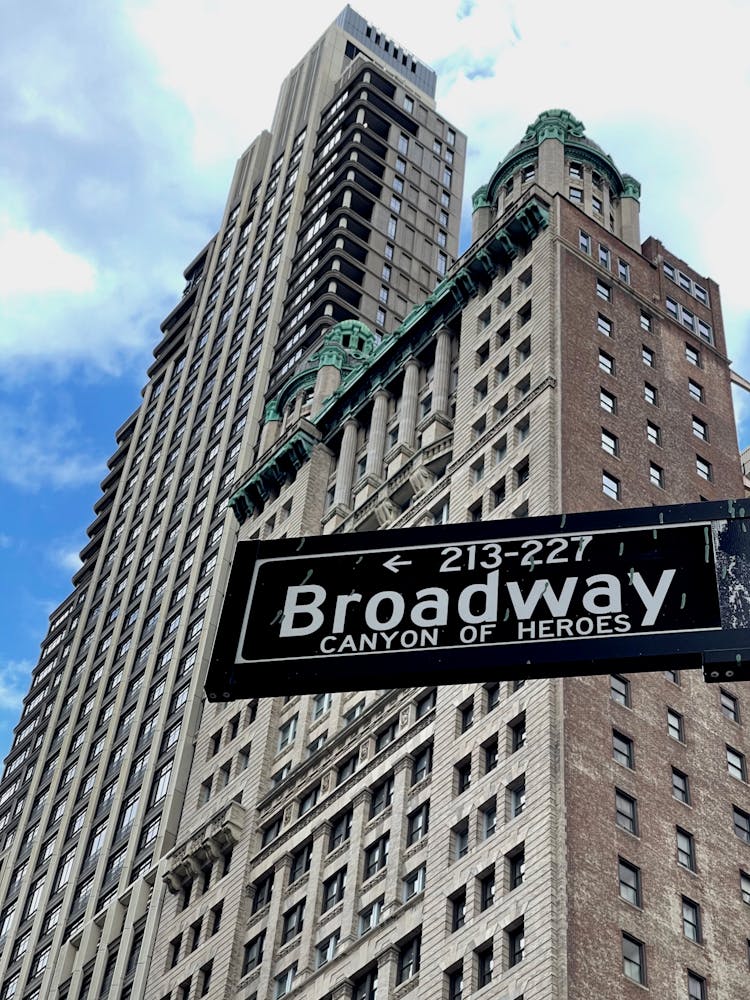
<box><xmin>264</xmin><ymin>399</ymin><xmax>281</xmax><ymax>422</ymax></box>
<box><xmin>229</xmin><ymin>429</ymin><xmax>318</xmax><ymax>521</ymax></box>
<box><xmin>472</xmin><ymin>184</ymin><xmax>491</xmax><ymax>211</ymax></box>
<box><xmin>622</xmin><ymin>174</ymin><xmax>641</xmax><ymax>200</ymax></box>
<box><xmin>484</xmin><ymin>109</ymin><xmax>628</xmax><ymax>208</ymax></box>
<box><xmin>230</xmin><ymin>196</ymin><xmax>550</xmax><ymax>523</ymax></box>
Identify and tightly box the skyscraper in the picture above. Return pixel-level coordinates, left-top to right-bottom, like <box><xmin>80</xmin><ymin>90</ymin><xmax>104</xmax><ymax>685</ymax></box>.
<box><xmin>0</xmin><ymin>10</ymin><xmax>464</xmax><ymax>999</ymax></box>
<box><xmin>148</xmin><ymin>110</ymin><xmax>748</xmax><ymax>1000</ymax></box>
<box><xmin>0</xmin><ymin>18</ymin><xmax>747</xmax><ymax>1000</ymax></box>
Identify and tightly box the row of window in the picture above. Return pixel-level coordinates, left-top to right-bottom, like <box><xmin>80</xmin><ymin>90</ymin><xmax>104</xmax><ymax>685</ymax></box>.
<box><xmin>622</xmin><ymin>934</ymin><xmax>708</xmax><ymax>998</ymax></box>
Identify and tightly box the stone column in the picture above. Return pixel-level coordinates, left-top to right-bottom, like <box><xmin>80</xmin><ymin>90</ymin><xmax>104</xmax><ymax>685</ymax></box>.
<box><xmin>365</xmin><ymin>389</ymin><xmax>389</xmax><ymax>480</ymax></box>
<box><xmin>312</xmin><ymin>363</ymin><xmax>342</xmax><ymax>415</ymax></box>
<box><xmin>333</xmin><ymin>418</ymin><xmax>358</xmax><ymax>508</ymax></box>
<box><xmin>432</xmin><ymin>328</ymin><xmax>452</xmax><ymax>416</ymax></box>
<box><xmin>397</xmin><ymin>358</ymin><xmax>420</xmax><ymax>449</ymax></box>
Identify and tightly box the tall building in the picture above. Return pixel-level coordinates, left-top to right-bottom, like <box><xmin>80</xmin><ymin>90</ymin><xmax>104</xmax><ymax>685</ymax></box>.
<box><xmin>151</xmin><ymin>109</ymin><xmax>749</xmax><ymax>1000</ymax></box>
<box><xmin>0</xmin><ymin>10</ymin><xmax>464</xmax><ymax>1000</ymax></box>
<box><xmin>0</xmin><ymin>22</ymin><xmax>747</xmax><ymax>1000</ymax></box>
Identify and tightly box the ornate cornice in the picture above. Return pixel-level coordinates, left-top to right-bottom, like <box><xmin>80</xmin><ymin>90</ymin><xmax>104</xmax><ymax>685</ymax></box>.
<box><xmin>229</xmin><ymin>197</ymin><xmax>550</xmax><ymax>523</ymax></box>
<box><xmin>163</xmin><ymin>800</ymin><xmax>245</xmax><ymax>892</ymax></box>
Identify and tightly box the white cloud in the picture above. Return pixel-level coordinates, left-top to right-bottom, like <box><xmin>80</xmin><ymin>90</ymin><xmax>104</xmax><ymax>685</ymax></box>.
<box><xmin>50</xmin><ymin>546</ymin><xmax>83</xmax><ymax>574</ymax></box>
<box><xmin>0</xmin><ymin>660</ymin><xmax>33</xmax><ymax>713</ymax></box>
<box><xmin>0</xmin><ymin>222</ymin><xmax>96</xmax><ymax>296</ymax></box>
<box><xmin>0</xmin><ymin>396</ymin><xmax>105</xmax><ymax>492</ymax></box>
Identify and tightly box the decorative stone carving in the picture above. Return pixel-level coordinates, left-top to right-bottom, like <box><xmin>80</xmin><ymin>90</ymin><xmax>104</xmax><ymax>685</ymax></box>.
<box><xmin>163</xmin><ymin>800</ymin><xmax>245</xmax><ymax>892</ymax></box>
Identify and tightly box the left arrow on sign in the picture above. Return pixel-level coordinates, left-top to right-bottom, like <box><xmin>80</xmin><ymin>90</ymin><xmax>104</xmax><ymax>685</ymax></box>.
<box><xmin>384</xmin><ymin>554</ymin><xmax>412</xmax><ymax>573</ymax></box>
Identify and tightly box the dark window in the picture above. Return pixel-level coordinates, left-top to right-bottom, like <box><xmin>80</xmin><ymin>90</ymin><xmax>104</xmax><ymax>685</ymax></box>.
<box><xmin>682</xmin><ymin>897</ymin><xmax>701</xmax><ymax>942</ymax></box>
<box><xmin>677</xmin><ymin>828</ymin><xmax>696</xmax><ymax>871</ymax></box>
<box><xmin>720</xmin><ymin>689</ymin><xmax>739</xmax><ymax>722</ymax></box>
<box><xmin>622</xmin><ymin>933</ymin><xmax>645</xmax><ymax>984</ymax></box>
<box><xmin>508</xmin><ymin>920</ymin><xmax>525</xmax><ymax>967</ymax></box>
<box><xmin>618</xmin><ymin>858</ymin><xmax>641</xmax><ymax>905</ymax></box>
<box><xmin>672</xmin><ymin>768</ymin><xmax>690</xmax><ymax>804</ymax></box>
<box><xmin>508</xmin><ymin>845</ymin><xmax>525</xmax><ymax>889</ymax></box>
<box><xmin>450</xmin><ymin>890</ymin><xmax>466</xmax><ymax>933</ymax></box>
<box><xmin>613</xmin><ymin>730</ymin><xmax>634</xmax><ymax>768</ymax></box>
<box><xmin>615</xmin><ymin>789</ymin><xmax>637</xmax><ymax>834</ymax></box>
<box><xmin>329</xmin><ymin>809</ymin><xmax>352</xmax><ymax>851</ymax></box>
<box><xmin>477</xmin><ymin>943</ymin><xmax>493</xmax><ymax>987</ymax></box>
<box><xmin>610</xmin><ymin>674</ymin><xmax>630</xmax><ymax>706</ymax></box>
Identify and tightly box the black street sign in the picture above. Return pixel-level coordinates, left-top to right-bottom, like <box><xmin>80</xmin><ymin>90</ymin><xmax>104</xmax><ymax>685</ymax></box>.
<box><xmin>206</xmin><ymin>499</ymin><xmax>750</xmax><ymax>699</ymax></box>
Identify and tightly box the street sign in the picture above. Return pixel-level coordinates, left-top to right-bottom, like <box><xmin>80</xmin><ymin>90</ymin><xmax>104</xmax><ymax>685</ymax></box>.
<box><xmin>206</xmin><ymin>499</ymin><xmax>750</xmax><ymax>699</ymax></box>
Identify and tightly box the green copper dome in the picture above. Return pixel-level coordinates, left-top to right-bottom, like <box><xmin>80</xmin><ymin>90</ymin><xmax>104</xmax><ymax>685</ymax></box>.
<box><xmin>477</xmin><ymin>109</ymin><xmax>640</xmax><ymax>209</ymax></box>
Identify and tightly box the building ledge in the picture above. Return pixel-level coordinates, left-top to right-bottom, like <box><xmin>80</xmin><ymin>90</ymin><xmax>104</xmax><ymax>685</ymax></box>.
<box><xmin>163</xmin><ymin>800</ymin><xmax>245</xmax><ymax>892</ymax></box>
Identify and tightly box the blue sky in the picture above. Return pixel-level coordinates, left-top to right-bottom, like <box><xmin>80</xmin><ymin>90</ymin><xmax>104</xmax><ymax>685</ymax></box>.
<box><xmin>2</xmin><ymin>0</ymin><xmax>750</xmax><ymax>761</ymax></box>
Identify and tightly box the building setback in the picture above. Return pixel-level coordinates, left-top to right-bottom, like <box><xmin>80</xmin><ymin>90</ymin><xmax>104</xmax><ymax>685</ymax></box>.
<box><xmin>0</xmin><ymin>19</ymin><xmax>748</xmax><ymax>1000</ymax></box>
<box><xmin>0</xmin><ymin>9</ymin><xmax>464</xmax><ymax>1000</ymax></box>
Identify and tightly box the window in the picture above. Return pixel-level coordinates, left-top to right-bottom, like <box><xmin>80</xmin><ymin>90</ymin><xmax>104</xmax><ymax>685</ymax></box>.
<box><xmin>642</xmin><ymin>345</ymin><xmax>654</xmax><ymax>367</ymax></box>
<box><xmin>647</xmin><ymin>421</ymin><xmax>661</xmax><ymax>446</ymax></box>
<box><xmin>682</xmin><ymin>897</ymin><xmax>701</xmax><ymax>942</ymax></box>
<box><xmin>252</xmin><ymin>870</ymin><xmax>274</xmax><ymax>912</ymax></box>
<box><xmin>619</xmin><ymin>858</ymin><xmax>641</xmax><ymax>905</ymax></box>
<box><xmin>281</xmin><ymin>901</ymin><xmax>304</xmax><ymax>943</ymax></box>
<box><xmin>611</xmin><ymin>674</ymin><xmax>630</xmax><ymax>706</ymax></box>
<box><xmin>509</xmin><ymin>776</ymin><xmax>526</xmax><ymax>818</ymax></box>
<box><xmin>480</xmin><ymin>869</ymin><xmax>495</xmax><ymax>909</ymax></box>
<box><xmin>453</xmin><ymin>819</ymin><xmax>469</xmax><ymax>859</ymax></box>
<box><xmin>672</xmin><ymin>768</ymin><xmax>690</xmax><ymax>804</ymax></box>
<box><xmin>598</xmin><ymin>244</ymin><xmax>610</xmax><ymax>267</ymax></box>
<box><xmin>508</xmin><ymin>845</ymin><xmax>525</xmax><ymax>889</ymax></box>
<box><xmin>688</xmin><ymin>972</ymin><xmax>706</xmax><ymax>1000</ymax></box>
<box><xmin>416</xmin><ymin>689</ymin><xmax>436</xmax><ymax>718</ymax></box>
<box><xmin>316</xmin><ymin>929</ymin><xmax>340</xmax><ymax>968</ymax></box>
<box><xmin>480</xmin><ymin>798</ymin><xmax>497</xmax><ymax>838</ymax></box>
<box><xmin>352</xmin><ymin>968</ymin><xmax>378</xmax><ymax>1000</ymax></box>
<box><xmin>299</xmin><ymin>783</ymin><xmax>319</xmax><ymax>816</ymax></box>
<box><xmin>615</xmin><ymin>789</ymin><xmax>637</xmax><ymax>834</ymax></box>
<box><xmin>289</xmin><ymin>841</ymin><xmax>312</xmax><ymax>882</ymax></box>
<box><xmin>596</xmin><ymin>279</ymin><xmax>611</xmax><ymax>301</ymax></box>
<box><xmin>735</xmin><ymin>806</ymin><xmax>750</xmax><ymax>843</ymax></box>
<box><xmin>277</xmin><ymin>715</ymin><xmax>297</xmax><ymax>751</ymax></box>
<box><xmin>613</xmin><ymin>731</ymin><xmax>634</xmax><ymax>768</ymax></box>
<box><xmin>727</xmin><ymin>745</ymin><xmax>747</xmax><ymax>781</ymax></box>
<box><xmin>364</xmin><ymin>835</ymin><xmax>389</xmax><ymax>878</ymax></box>
<box><xmin>600</xmin><ymin>388</ymin><xmax>616</xmax><ymax>414</ymax></box>
<box><xmin>313</xmin><ymin>692</ymin><xmax>332</xmax><ymax>718</ymax></box>
<box><xmin>403</xmin><ymin>864</ymin><xmax>426</xmax><ymax>900</ymax></box>
<box><xmin>456</xmin><ymin>758</ymin><xmax>471</xmax><ymax>794</ymax></box>
<box><xmin>640</xmin><ymin>310</ymin><xmax>652</xmax><ymax>332</ymax></box>
<box><xmin>477</xmin><ymin>943</ymin><xmax>494</xmax><ymax>986</ymax></box>
<box><xmin>602</xmin><ymin>429</ymin><xmax>618</xmax><ymax>457</ymax></box>
<box><xmin>262</xmin><ymin>814</ymin><xmax>282</xmax><ymax>845</ymax></box>
<box><xmin>721</xmin><ymin>689</ymin><xmax>739</xmax><ymax>722</ymax></box>
<box><xmin>650</xmin><ymin>462</ymin><xmax>664</xmax><ymax>488</ymax></box>
<box><xmin>274</xmin><ymin>963</ymin><xmax>296</xmax><ymax>998</ymax></box>
<box><xmin>447</xmin><ymin>966</ymin><xmax>463</xmax><ymax>1000</ymax></box>
<box><xmin>412</xmin><ymin>744</ymin><xmax>432</xmax><ymax>784</ymax></box>
<box><xmin>622</xmin><ymin>934</ymin><xmax>645</xmax><ymax>984</ymax></box>
<box><xmin>569</xmin><ymin>186</ymin><xmax>583</xmax><ymax>204</ymax></box>
<box><xmin>449</xmin><ymin>886</ymin><xmax>466</xmax><ymax>932</ymax></box>
<box><xmin>484</xmin><ymin>737</ymin><xmax>498</xmax><ymax>773</ymax></box>
<box><xmin>618</xmin><ymin>259</ymin><xmax>631</xmax><ymax>283</ymax></box>
<box><xmin>396</xmin><ymin>933</ymin><xmax>421</xmax><ymax>984</ymax></box>
<box><xmin>603</xmin><ymin>471</ymin><xmax>620</xmax><ymax>501</ymax></box>
<box><xmin>599</xmin><ymin>350</ymin><xmax>614</xmax><ymax>375</ymax></box>
<box><xmin>406</xmin><ymin>802</ymin><xmax>430</xmax><ymax>847</ymax></box>
<box><xmin>686</xmin><ymin>343</ymin><xmax>700</xmax><ymax>366</ymax></box>
<box><xmin>579</xmin><ymin>230</ymin><xmax>591</xmax><ymax>253</ymax></box>
<box><xmin>689</xmin><ymin>379</ymin><xmax>704</xmax><ymax>402</ymax></box>
<box><xmin>668</xmin><ymin>709</ymin><xmax>684</xmax><ymax>741</ymax></box>
<box><xmin>459</xmin><ymin>699</ymin><xmax>474</xmax><ymax>732</ymax></box>
<box><xmin>677</xmin><ymin>828</ymin><xmax>696</xmax><ymax>870</ymax></box>
<box><xmin>370</xmin><ymin>775</ymin><xmax>394</xmax><ymax>816</ymax></box>
<box><xmin>597</xmin><ymin>314</ymin><xmax>612</xmax><ymax>336</ymax></box>
<box><xmin>322</xmin><ymin>867</ymin><xmax>346</xmax><ymax>910</ymax></box>
<box><xmin>741</xmin><ymin>870</ymin><xmax>750</xmax><ymax>905</ymax></box>
<box><xmin>644</xmin><ymin>382</ymin><xmax>657</xmax><ymax>405</ymax></box>
<box><xmin>330</xmin><ymin>809</ymin><xmax>352</xmax><ymax>850</ymax></box>
<box><xmin>358</xmin><ymin>897</ymin><xmax>383</xmax><ymax>935</ymax></box>
<box><xmin>508</xmin><ymin>920</ymin><xmax>525</xmax><ymax>967</ymax></box>
<box><xmin>696</xmin><ymin>455</ymin><xmax>712</xmax><ymax>481</ymax></box>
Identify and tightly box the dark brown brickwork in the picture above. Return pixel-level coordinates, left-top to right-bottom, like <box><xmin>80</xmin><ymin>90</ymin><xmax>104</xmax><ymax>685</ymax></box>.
<box><xmin>557</xmin><ymin>198</ymin><xmax>743</xmax><ymax>513</ymax></box>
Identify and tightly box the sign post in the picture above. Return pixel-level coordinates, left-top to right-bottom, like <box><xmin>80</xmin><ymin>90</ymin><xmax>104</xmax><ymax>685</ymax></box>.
<box><xmin>206</xmin><ymin>499</ymin><xmax>750</xmax><ymax>700</ymax></box>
